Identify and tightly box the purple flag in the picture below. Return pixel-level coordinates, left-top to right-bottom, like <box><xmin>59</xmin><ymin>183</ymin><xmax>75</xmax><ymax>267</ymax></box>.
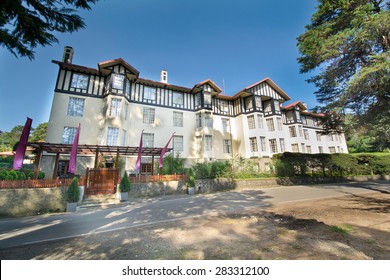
<box><xmin>68</xmin><ymin>124</ymin><xmax>80</xmax><ymax>174</ymax></box>
<box><xmin>135</xmin><ymin>129</ymin><xmax>144</xmax><ymax>172</ymax></box>
<box><xmin>12</xmin><ymin>117</ymin><xmax>33</xmax><ymax>170</ymax></box>
<box><xmin>159</xmin><ymin>132</ymin><xmax>175</xmax><ymax>168</ymax></box>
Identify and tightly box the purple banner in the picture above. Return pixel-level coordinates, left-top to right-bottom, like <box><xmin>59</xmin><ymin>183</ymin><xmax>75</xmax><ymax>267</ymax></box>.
<box><xmin>68</xmin><ymin>124</ymin><xmax>80</xmax><ymax>174</ymax></box>
<box><xmin>12</xmin><ymin>118</ymin><xmax>32</xmax><ymax>170</ymax></box>
<box><xmin>135</xmin><ymin>130</ymin><xmax>144</xmax><ymax>173</ymax></box>
<box><xmin>159</xmin><ymin>132</ymin><xmax>175</xmax><ymax>169</ymax></box>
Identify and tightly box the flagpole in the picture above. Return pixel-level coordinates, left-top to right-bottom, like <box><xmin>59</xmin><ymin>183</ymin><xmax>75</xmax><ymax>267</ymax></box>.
<box><xmin>136</xmin><ymin>129</ymin><xmax>144</xmax><ymax>175</ymax></box>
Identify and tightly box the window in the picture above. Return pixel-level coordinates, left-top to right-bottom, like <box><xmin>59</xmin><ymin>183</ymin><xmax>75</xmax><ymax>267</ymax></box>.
<box><xmin>144</xmin><ymin>86</ymin><xmax>156</xmax><ymax>102</ymax></box>
<box><xmin>316</xmin><ymin>131</ymin><xmax>322</xmax><ymax>141</ymax></box>
<box><xmin>205</xmin><ymin>135</ymin><xmax>213</xmax><ymax>151</ymax></box>
<box><xmin>106</xmin><ymin>127</ymin><xmax>119</xmax><ymax>146</ymax></box>
<box><xmin>274</xmin><ymin>100</ymin><xmax>280</xmax><ymax>113</ymax></box>
<box><xmin>203</xmin><ymin>84</ymin><xmax>211</xmax><ymax>92</ymax></box>
<box><xmin>329</xmin><ymin>146</ymin><xmax>336</xmax><ymax>154</ymax></box>
<box><xmin>298</xmin><ymin>126</ymin><xmax>303</xmax><ymax>137</ymax></box>
<box><xmin>125</xmin><ymin>79</ymin><xmax>131</xmax><ymax>97</ymax></box>
<box><xmin>301</xmin><ymin>143</ymin><xmax>306</xmax><ymax>153</ymax></box>
<box><xmin>286</xmin><ymin>110</ymin><xmax>294</xmax><ymax>122</ymax></box>
<box><xmin>222</xmin><ymin>118</ymin><xmax>229</xmax><ymax>133</ymax></box>
<box><xmin>121</xmin><ymin>129</ymin><xmax>127</xmax><ymax>146</ymax></box>
<box><xmin>260</xmin><ymin>137</ymin><xmax>266</xmax><ymax>152</ymax></box>
<box><xmin>173</xmin><ymin>92</ymin><xmax>184</xmax><ymax>106</ymax></box>
<box><xmin>266</xmin><ymin>118</ymin><xmax>275</xmax><ymax>132</ymax></box>
<box><xmin>249</xmin><ymin>137</ymin><xmax>258</xmax><ymax>152</ymax></box>
<box><xmin>205</xmin><ymin>112</ymin><xmax>213</xmax><ymax>128</ymax></box>
<box><xmin>143</xmin><ymin>107</ymin><xmax>155</xmax><ymax>124</ymax></box>
<box><xmin>319</xmin><ymin>146</ymin><xmax>324</xmax><ymax>153</ymax></box>
<box><xmin>220</xmin><ymin>100</ymin><xmax>229</xmax><ymax>113</ymax></box>
<box><xmin>196</xmin><ymin>113</ymin><xmax>202</xmax><ymax>128</ymax></box>
<box><xmin>306</xmin><ymin>145</ymin><xmax>312</xmax><ymax>154</ymax></box>
<box><xmin>277</xmin><ymin>117</ymin><xmax>283</xmax><ymax>131</ymax></box>
<box><xmin>173</xmin><ymin>111</ymin><xmax>183</xmax><ymax>127</ymax></box>
<box><xmin>173</xmin><ymin>135</ymin><xmax>183</xmax><ymax>152</ymax></box>
<box><xmin>255</xmin><ymin>96</ymin><xmax>262</xmax><ymax>110</ymax></box>
<box><xmin>195</xmin><ymin>94</ymin><xmax>202</xmax><ymax>108</ymax></box>
<box><xmin>292</xmin><ymin>144</ymin><xmax>299</xmax><ymax>153</ymax></box>
<box><xmin>257</xmin><ymin>114</ymin><xmax>264</xmax><ymax>129</ymax></box>
<box><xmin>143</xmin><ymin>133</ymin><xmax>154</xmax><ymax>148</ymax></box>
<box><xmin>112</xmin><ymin>74</ymin><xmax>124</xmax><ymax>90</ymax></box>
<box><xmin>247</xmin><ymin>115</ymin><xmax>255</xmax><ymax>129</ymax></box>
<box><xmin>245</xmin><ymin>96</ymin><xmax>253</xmax><ymax>111</ymax></box>
<box><xmin>303</xmin><ymin>129</ymin><xmax>310</xmax><ymax>140</ymax></box>
<box><xmin>204</xmin><ymin>92</ymin><xmax>212</xmax><ymax>107</ymax></box>
<box><xmin>289</xmin><ymin>126</ymin><xmax>297</xmax><ymax>137</ymax></box>
<box><xmin>269</xmin><ymin>139</ymin><xmax>278</xmax><ymax>153</ymax></box>
<box><xmin>61</xmin><ymin>127</ymin><xmax>77</xmax><ymax>144</ymax></box>
<box><xmin>264</xmin><ymin>100</ymin><xmax>272</xmax><ymax>114</ymax></box>
<box><xmin>223</xmin><ymin>139</ymin><xmax>232</xmax><ymax>154</ymax></box>
<box><xmin>71</xmin><ymin>73</ymin><xmax>88</xmax><ymax>89</ymax></box>
<box><xmin>67</xmin><ymin>97</ymin><xmax>85</xmax><ymax>117</ymax></box>
<box><xmin>109</xmin><ymin>98</ymin><xmax>121</xmax><ymax>117</ymax></box>
<box><xmin>279</xmin><ymin>138</ymin><xmax>285</xmax><ymax>153</ymax></box>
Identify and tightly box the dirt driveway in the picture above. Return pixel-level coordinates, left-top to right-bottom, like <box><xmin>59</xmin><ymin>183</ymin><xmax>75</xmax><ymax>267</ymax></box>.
<box><xmin>1</xmin><ymin>191</ymin><xmax>389</xmax><ymax>260</ymax></box>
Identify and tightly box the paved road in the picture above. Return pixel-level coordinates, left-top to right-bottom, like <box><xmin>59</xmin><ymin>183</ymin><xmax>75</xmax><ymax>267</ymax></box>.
<box><xmin>0</xmin><ymin>181</ymin><xmax>389</xmax><ymax>249</ymax></box>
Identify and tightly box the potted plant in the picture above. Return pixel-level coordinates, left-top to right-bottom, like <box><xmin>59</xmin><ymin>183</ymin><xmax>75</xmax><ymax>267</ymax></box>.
<box><xmin>66</xmin><ymin>177</ymin><xmax>80</xmax><ymax>212</ymax></box>
<box><xmin>186</xmin><ymin>169</ymin><xmax>196</xmax><ymax>195</ymax></box>
<box><xmin>118</xmin><ymin>171</ymin><xmax>131</xmax><ymax>201</ymax></box>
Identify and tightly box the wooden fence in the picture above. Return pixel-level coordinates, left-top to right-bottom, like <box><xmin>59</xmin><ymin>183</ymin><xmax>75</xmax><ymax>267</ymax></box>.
<box><xmin>0</xmin><ymin>174</ymin><xmax>186</xmax><ymax>189</ymax></box>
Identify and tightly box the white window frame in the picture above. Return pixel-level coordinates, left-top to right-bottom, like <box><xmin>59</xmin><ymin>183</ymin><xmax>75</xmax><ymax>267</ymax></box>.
<box><xmin>112</xmin><ymin>73</ymin><xmax>124</xmax><ymax>90</ymax></box>
<box><xmin>67</xmin><ymin>97</ymin><xmax>85</xmax><ymax>117</ymax></box>
<box><xmin>205</xmin><ymin>135</ymin><xmax>213</xmax><ymax>152</ymax></box>
<box><xmin>143</xmin><ymin>107</ymin><xmax>155</xmax><ymax>124</ymax></box>
<box><xmin>223</xmin><ymin>139</ymin><xmax>232</xmax><ymax>154</ymax></box>
<box><xmin>143</xmin><ymin>133</ymin><xmax>154</xmax><ymax>148</ymax></box>
<box><xmin>61</xmin><ymin>127</ymin><xmax>77</xmax><ymax>144</ymax></box>
<box><xmin>173</xmin><ymin>92</ymin><xmax>184</xmax><ymax>107</ymax></box>
<box><xmin>247</xmin><ymin>115</ymin><xmax>255</xmax><ymax>130</ymax></box>
<box><xmin>269</xmin><ymin>138</ymin><xmax>278</xmax><ymax>153</ymax></box>
<box><xmin>266</xmin><ymin>118</ymin><xmax>275</xmax><ymax>132</ymax></box>
<box><xmin>109</xmin><ymin>98</ymin><xmax>121</xmax><ymax>117</ymax></box>
<box><xmin>222</xmin><ymin>118</ymin><xmax>229</xmax><ymax>133</ymax></box>
<box><xmin>144</xmin><ymin>86</ymin><xmax>157</xmax><ymax>102</ymax></box>
<box><xmin>249</xmin><ymin>137</ymin><xmax>258</xmax><ymax>152</ymax></box>
<box><xmin>173</xmin><ymin>111</ymin><xmax>183</xmax><ymax>127</ymax></box>
<box><xmin>107</xmin><ymin>127</ymin><xmax>119</xmax><ymax>146</ymax></box>
<box><xmin>173</xmin><ymin>135</ymin><xmax>184</xmax><ymax>152</ymax></box>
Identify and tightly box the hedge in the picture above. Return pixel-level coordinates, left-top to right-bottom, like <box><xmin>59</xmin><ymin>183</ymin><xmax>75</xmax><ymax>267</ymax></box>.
<box><xmin>273</xmin><ymin>152</ymin><xmax>390</xmax><ymax>177</ymax></box>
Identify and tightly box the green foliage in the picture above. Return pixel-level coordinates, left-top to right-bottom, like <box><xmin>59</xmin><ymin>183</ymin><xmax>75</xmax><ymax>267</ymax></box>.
<box><xmin>186</xmin><ymin>169</ymin><xmax>196</xmax><ymax>189</ymax></box>
<box><xmin>38</xmin><ymin>171</ymin><xmax>45</xmax><ymax>179</ymax></box>
<box><xmin>0</xmin><ymin>169</ymin><xmax>8</xmax><ymax>180</ymax></box>
<box><xmin>8</xmin><ymin>169</ymin><xmax>18</xmax><ymax>180</ymax></box>
<box><xmin>119</xmin><ymin>171</ymin><xmax>131</xmax><ymax>193</ymax></box>
<box><xmin>27</xmin><ymin>171</ymin><xmax>35</xmax><ymax>179</ymax></box>
<box><xmin>17</xmin><ymin>171</ymin><xmax>26</xmax><ymax>180</ymax></box>
<box><xmin>192</xmin><ymin>161</ymin><xmax>232</xmax><ymax>179</ymax></box>
<box><xmin>297</xmin><ymin>0</ymin><xmax>390</xmax><ymax>137</ymax></box>
<box><xmin>66</xmin><ymin>177</ymin><xmax>80</xmax><ymax>203</ymax></box>
<box><xmin>0</xmin><ymin>0</ymin><xmax>97</xmax><ymax>60</ymax></box>
<box><xmin>273</xmin><ymin>152</ymin><xmax>390</xmax><ymax>177</ymax></box>
<box><xmin>30</xmin><ymin>122</ymin><xmax>48</xmax><ymax>142</ymax></box>
<box><xmin>160</xmin><ymin>153</ymin><xmax>186</xmax><ymax>175</ymax></box>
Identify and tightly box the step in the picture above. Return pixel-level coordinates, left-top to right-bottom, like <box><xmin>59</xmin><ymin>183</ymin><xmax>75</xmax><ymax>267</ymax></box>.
<box><xmin>78</xmin><ymin>194</ymin><xmax>120</xmax><ymax>209</ymax></box>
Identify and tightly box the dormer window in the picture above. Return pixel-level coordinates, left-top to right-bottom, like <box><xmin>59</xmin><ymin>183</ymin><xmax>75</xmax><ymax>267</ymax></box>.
<box><xmin>220</xmin><ymin>100</ymin><xmax>229</xmax><ymax>113</ymax></box>
<box><xmin>204</xmin><ymin>84</ymin><xmax>212</xmax><ymax>92</ymax></box>
<box><xmin>112</xmin><ymin>73</ymin><xmax>124</xmax><ymax>90</ymax></box>
<box><xmin>245</xmin><ymin>96</ymin><xmax>253</xmax><ymax>111</ymax></box>
<box><xmin>204</xmin><ymin>92</ymin><xmax>212</xmax><ymax>107</ymax></box>
<box><xmin>71</xmin><ymin>73</ymin><xmax>88</xmax><ymax>89</ymax></box>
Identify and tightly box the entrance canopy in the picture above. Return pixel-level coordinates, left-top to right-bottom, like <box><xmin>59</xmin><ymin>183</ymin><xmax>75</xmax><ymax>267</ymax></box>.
<box><xmin>28</xmin><ymin>142</ymin><xmax>173</xmax><ymax>178</ymax></box>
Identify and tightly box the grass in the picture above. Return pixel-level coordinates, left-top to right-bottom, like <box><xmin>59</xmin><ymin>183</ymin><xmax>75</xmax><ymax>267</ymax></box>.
<box><xmin>330</xmin><ymin>224</ymin><xmax>354</xmax><ymax>235</ymax></box>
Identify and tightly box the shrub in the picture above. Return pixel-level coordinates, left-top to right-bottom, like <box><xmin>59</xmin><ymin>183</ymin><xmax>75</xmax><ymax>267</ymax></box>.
<box><xmin>38</xmin><ymin>171</ymin><xmax>45</xmax><ymax>179</ymax></box>
<box><xmin>17</xmin><ymin>171</ymin><xmax>27</xmax><ymax>180</ymax></box>
<box><xmin>27</xmin><ymin>171</ymin><xmax>34</xmax><ymax>179</ymax></box>
<box><xmin>8</xmin><ymin>170</ymin><xmax>18</xmax><ymax>180</ymax></box>
<box><xmin>119</xmin><ymin>171</ymin><xmax>131</xmax><ymax>193</ymax></box>
<box><xmin>0</xmin><ymin>169</ymin><xmax>8</xmax><ymax>180</ymax></box>
<box><xmin>66</xmin><ymin>177</ymin><xmax>80</xmax><ymax>203</ymax></box>
<box><xmin>186</xmin><ymin>168</ymin><xmax>196</xmax><ymax>188</ymax></box>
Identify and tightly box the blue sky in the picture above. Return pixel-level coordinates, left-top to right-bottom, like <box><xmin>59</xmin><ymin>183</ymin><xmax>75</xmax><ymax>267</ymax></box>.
<box><xmin>0</xmin><ymin>0</ymin><xmax>318</xmax><ymax>132</ymax></box>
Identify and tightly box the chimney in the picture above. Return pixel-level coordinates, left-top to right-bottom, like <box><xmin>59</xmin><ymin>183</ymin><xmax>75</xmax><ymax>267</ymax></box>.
<box><xmin>160</xmin><ymin>69</ymin><xmax>168</xmax><ymax>84</ymax></box>
<box><xmin>302</xmin><ymin>102</ymin><xmax>308</xmax><ymax>112</ymax></box>
<box><xmin>62</xmin><ymin>46</ymin><xmax>74</xmax><ymax>64</ymax></box>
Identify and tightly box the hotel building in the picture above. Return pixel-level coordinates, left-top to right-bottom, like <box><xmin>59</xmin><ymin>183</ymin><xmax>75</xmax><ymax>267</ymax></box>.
<box><xmin>42</xmin><ymin>47</ymin><xmax>348</xmax><ymax>177</ymax></box>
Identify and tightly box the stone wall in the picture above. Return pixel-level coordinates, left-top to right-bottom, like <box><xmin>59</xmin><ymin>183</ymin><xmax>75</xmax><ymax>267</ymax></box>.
<box><xmin>0</xmin><ymin>187</ymin><xmax>67</xmax><ymax>217</ymax></box>
<box><xmin>130</xmin><ymin>181</ymin><xmax>187</xmax><ymax>197</ymax></box>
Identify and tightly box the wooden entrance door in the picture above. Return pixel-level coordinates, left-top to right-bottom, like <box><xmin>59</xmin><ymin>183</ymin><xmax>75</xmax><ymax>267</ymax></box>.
<box><xmin>85</xmin><ymin>168</ymin><xmax>119</xmax><ymax>195</ymax></box>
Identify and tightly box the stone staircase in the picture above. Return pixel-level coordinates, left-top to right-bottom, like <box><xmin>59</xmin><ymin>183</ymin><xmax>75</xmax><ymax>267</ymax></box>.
<box><xmin>77</xmin><ymin>193</ymin><xmax>120</xmax><ymax>210</ymax></box>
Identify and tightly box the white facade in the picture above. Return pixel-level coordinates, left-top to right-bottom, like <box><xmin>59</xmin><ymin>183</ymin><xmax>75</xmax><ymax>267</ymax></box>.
<box><xmin>45</xmin><ymin>53</ymin><xmax>348</xmax><ymax>175</ymax></box>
